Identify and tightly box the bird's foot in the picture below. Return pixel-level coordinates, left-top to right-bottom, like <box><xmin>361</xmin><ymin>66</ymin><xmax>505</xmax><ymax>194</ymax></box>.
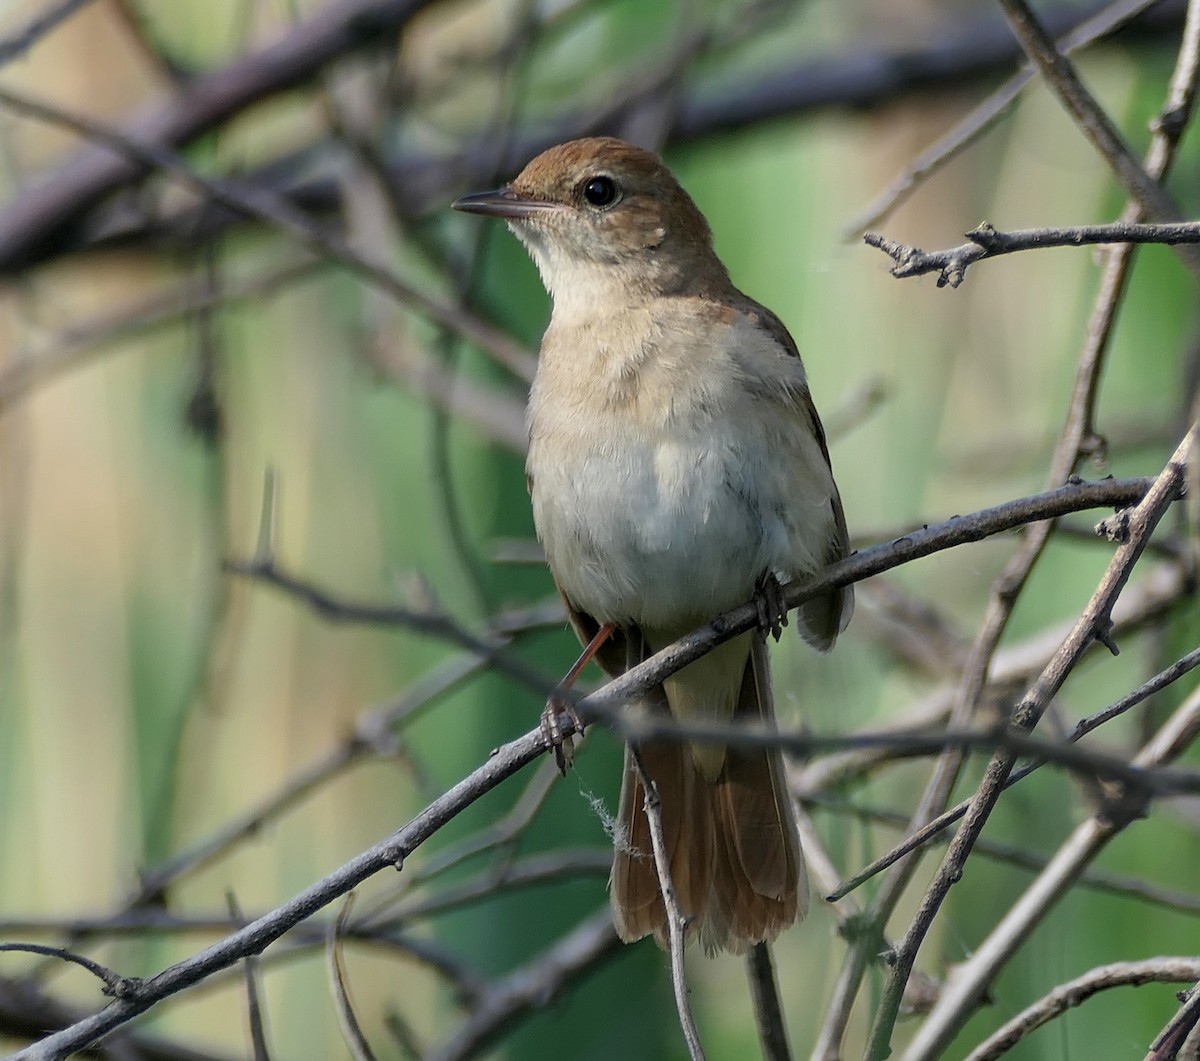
<box><xmin>540</xmin><ymin>693</ymin><xmax>583</xmax><ymax>774</ymax></box>
<box><xmin>754</xmin><ymin>572</ymin><xmax>789</xmax><ymax>642</ymax></box>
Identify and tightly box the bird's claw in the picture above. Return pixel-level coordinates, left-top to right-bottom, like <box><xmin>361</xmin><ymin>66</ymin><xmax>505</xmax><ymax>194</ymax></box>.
<box><xmin>541</xmin><ymin>693</ymin><xmax>583</xmax><ymax>774</ymax></box>
<box><xmin>754</xmin><ymin>572</ymin><xmax>789</xmax><ymax>642</ymax></box>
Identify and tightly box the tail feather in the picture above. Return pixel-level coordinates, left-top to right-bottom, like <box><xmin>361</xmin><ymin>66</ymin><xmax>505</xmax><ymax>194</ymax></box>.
<box><xmin>609</xmin><ymin>635</ymin><xmax>806</xmax><ymax>953</ymax></box>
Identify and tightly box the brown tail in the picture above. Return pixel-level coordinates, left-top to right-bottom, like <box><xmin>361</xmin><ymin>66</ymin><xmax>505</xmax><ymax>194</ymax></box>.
<box><xmin>610</xmin><ymin>637</ymin><xmax>807</xmax><ymax>954</ymax></box>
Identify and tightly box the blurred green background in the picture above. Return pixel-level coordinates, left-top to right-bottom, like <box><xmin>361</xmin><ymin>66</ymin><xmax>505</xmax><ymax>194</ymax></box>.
<box><xmin>0</xmin><ymin>0</ymin><xmax>1197</xmax><ymax>1058</ymax></box>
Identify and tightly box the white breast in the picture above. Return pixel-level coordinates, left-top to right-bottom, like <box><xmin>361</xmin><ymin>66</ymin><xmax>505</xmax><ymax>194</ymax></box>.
<box><xmin>526</xmin><ymin>301</ymin><xmax>838</xmax><ymax>636</ymax></box>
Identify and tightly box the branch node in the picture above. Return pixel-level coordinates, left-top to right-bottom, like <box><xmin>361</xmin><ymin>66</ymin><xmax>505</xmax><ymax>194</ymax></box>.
<box><xmin>1094</xmin><ymin>621</ymin><xmax>1121</xmax><ymax>657</ymax></box>
<box><xmin>965</xmin><ymin>220</ymin><xmax>1000</xmax><ymax>250</ymax></box>
<box><xmin>1080</xmin><ymin>431</ymin><xmax>1109</xmax><ymax>466</ymax></box>
<box><xmin>1151</xmin><ymin>104</ymin><xmax>1190</xmax><ymax>139</ymax></box>
<box><xmin>1095</xmin><ymin>509</ymin><xmax>1132</xmax><ymax>543</ymax></box>
<box><xmin>103</xmin><ymin>975</ymin><xmax>145</xmax><ymax>1000</ymax></box>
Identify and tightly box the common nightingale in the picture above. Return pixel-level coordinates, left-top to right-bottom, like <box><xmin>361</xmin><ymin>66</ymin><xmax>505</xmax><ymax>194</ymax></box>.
<box><xmin>453</xmin><ymin>137</ymin><xmax>852</xmax><ymax>954</ymax></box>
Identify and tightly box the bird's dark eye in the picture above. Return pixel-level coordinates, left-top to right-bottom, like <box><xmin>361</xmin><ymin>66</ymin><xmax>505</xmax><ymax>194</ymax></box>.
<box><xmin>581</xmin><ymin>175</ymin><xmax>619</xmax><ymax>208</ymax></box>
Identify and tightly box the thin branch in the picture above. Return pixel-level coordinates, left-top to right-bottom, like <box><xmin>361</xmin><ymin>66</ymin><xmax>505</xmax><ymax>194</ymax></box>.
<box><xmin>997</xmin><ymin>0</ymin><xmax>1199</xmax><ymax>271</ymax></box>
<box><xmin>866</xmin><ymin>218</ymin><xmax>1200</xmax><ymax>288</ymax></box>
<box><xmin>225</xmin><ymin>553</ymin><xmax>562</xmax><ymax>698</ymax></box>
<box><xmin>0</xmin><ymin>81</ymin><xmax>538</xmax><ymax>383</ymax></box>
<box><xmin>5</xmin><ymin>725</ymin><xmax>554</xmax><ymax>1059</ymax></box>
<box><xmin>903</xmin><ymin>679</ymin><xmax>1200</xmax><ymax>1060</ymax></box>
<box><xmin>605</xmin><ymin>714</ymin><xmax>1200</xmax><ymax>799</ymax></box>
<box><xmin>225</xmin><ymin>894</ymin><xmax>271</xmax><ymax>1061</ymax></box>
<box><xmin>866</xmin><ymin>424</ymin><xmax>1197</xmax><ymax>1060</ymax></box>
<box><xmin>829</xmin><ymin>642</ymin><xmax>1200</xmax><ymax>898</ymax></box>
<box><xmin>630</xmin><ymin>749</ymin><xmax>706</xmax><ymax>1061</ymax></box>
<box><xmin>327</xmin><ymin>895</ymin><xmax>378</xmax><ymax>1061</ymax></box>
<box><xmin>0</xmin><ymin>943</ymin><xmax>140</xmax><ymax>999</ymax></box>
<box><xmin>0</xmin><ymin>852</ymin><xmax>613</xmax><ymax>941</ymax></box>
<box><xmin>370</xmin><ymin>848</ymin><xmax>611</xmax><ymax>924</ymax></box>
<box><xmin>804</xmin><ymin>791</ymin><xmax>1200</xmax><ymax>916</ymax></box>
<box><xmin>747</xmin><ymin>943</ymin><xmax>792</xmax><ymax>1061</ymax></box>
<box><xmin>424</xmin><ymin>911</ymin><xmax>622</xmax><ymax>1061</ymax></box>
<box><xmin>0</xmin><ymin>2</ymin><xmax>1188</xmax><ymax>269</ymax></box>
<box><xmin>1145</xmin><ymin>976</ymin><xmax>1200</xmax><ymax>1060</ymax></box>
<box><xmin>0</xmin><ymin>0</ymin><xmax>98</xmax><ymax>68</ymax></box>
<box><xmin>372</xmin><ymin>758</ymin><xmax>564</xmax><ymax>898</ymax></box>
<box><xmin>963</xmin><ymin>958</ymin><xmax>1200</xmax><ymax>1061</ymax></box>
<box><xmin>845</xmin><ymin>0</ymin><xmax>1164</xmax><ymax>236</ymax></box>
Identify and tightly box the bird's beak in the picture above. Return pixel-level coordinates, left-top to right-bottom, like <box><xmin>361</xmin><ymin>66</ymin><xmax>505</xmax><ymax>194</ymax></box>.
<box><xmin>452</xmin><ymin>186</ymin><xmax>559</xmax><ymax>219</ymax></box>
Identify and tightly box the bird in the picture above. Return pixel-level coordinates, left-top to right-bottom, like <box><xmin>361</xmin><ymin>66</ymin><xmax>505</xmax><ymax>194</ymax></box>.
<box><xmin>453</xmin><ymin>137</ymin><xmax>852</xmax><ymax>954</ymax></box>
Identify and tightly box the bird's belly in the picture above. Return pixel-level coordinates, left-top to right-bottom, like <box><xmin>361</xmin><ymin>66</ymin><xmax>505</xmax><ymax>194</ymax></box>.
<box><xmin>531</xmin><ymin>430</ymin><xmax>781</xmax><ymax>632</ymax></box>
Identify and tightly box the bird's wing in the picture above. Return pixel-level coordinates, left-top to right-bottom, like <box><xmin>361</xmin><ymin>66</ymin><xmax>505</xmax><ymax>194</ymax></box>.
<box><xmin>732</xmin><ymin>296</ymin><xmax>854</xmax><ymax>651</ymax></box>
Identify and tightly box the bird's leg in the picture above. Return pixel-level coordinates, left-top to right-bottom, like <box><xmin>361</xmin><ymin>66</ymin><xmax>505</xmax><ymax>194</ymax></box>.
<box><xmin>542</xmin><ymin>622</ymin><xmax>615</xmax><ymax>773</ymax></box>
<box><xmin>754</xmin><ymin>572</ymin><xmax>789</xmax><ymax>642</ymax></box>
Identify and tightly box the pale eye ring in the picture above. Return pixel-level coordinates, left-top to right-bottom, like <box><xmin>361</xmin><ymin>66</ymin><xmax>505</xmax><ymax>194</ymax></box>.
<box><xmin>581</xmin><ymin>175</ymin><xmax>619</xmax><ymax>208</ymax></box>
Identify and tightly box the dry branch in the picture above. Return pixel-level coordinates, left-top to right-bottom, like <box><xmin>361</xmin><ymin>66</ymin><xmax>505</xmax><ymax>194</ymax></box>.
<box><xmin>0</xmin><ymin>2</ymin><xmax>1187</xmax><ymax>270</ymax></box>
<box><xmin>963</xmin><ymin>958</ymin><xmax>1200</xmax><ymax>1061</ymax></box>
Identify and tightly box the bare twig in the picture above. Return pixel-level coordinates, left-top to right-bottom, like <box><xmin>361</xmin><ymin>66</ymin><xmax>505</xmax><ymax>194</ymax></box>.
<box><xmin>226</xmin><ymin>894</ymin><xmax>271</xmax><ymax>1061</ymax></box>
<box><xmin>963</xmin><ymin>958</ymin><xmax>1200</xmax><ymax>1061</ymax></box>
<box><xmin>0</xmin><ymin>0</ymin><xmax>98</xmax><ymax>68</ymax></box>
<box><xmin>866</xmin><ymin>218</ymin><xmax>1200</xmax><ymax>288</ymax></box>
<box><xmin>327</xmin><ymin>895</ymin><xmax>378</xmax><ymax>1061</ymax></box>
<box><xmin>1145</xmin><ymin>976</ymin><xmax>1200</xmax><ymax>1060</ymax></box>
<box><xmin>0</xmin><ymin>82</ymin><xmax>538</xmax><ymax>383</ymax></box>
<box><xmin>845</xmin><ymin>0</ymin><xmax>1164</xmax><ymax>236</ymax></box>
<box><xmin>904</xmin><ymin>678</ymin><xmax>1200</xmax><ymax>1060</ymax></box>
<box><xmin>997</xmin><ymin>0</ymin><xmax>1198</xmax><ymax>271</ymax></box>
<box><xmin>829</xmin><ymin>642</ymin><xmax>1200</xmax><ymax>898</ymax></box>
<box><xmin>224</xmin><ymin>553</ymin><xmax>562</xmax><ymax>698</ymax></box>
<box><xmin>424</xmin><ymin>911</ymin><xmax>622</xmax><ymax>1061</ymax></box>
<box><xmin>630</xmin><ymin>748</ymin><xmax>706</xmax><ymax>1061</ymax></box>
<box><xmin>805</xmin><ymin>791</ymin><xmax>1200</xmax><ymax>916</ymax></box>
<box><xmin>5</xmin><ymin>724</ymin><xmax>556</xmax><ymax>1059</ymax></box>
<box><xmin>0</xmin><ymin>942</ymin><xmax>140</xmax><ymax>999</ymax></box>
<box><xmin>748</xmin><ymin>943</ymin><xmax>793</xmax><ymax>1061</ymax></box>
<box><xmin>865</xmin><ymin>424</ymin><xmax>1196</xmax><ymax>1059</ymax></box>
